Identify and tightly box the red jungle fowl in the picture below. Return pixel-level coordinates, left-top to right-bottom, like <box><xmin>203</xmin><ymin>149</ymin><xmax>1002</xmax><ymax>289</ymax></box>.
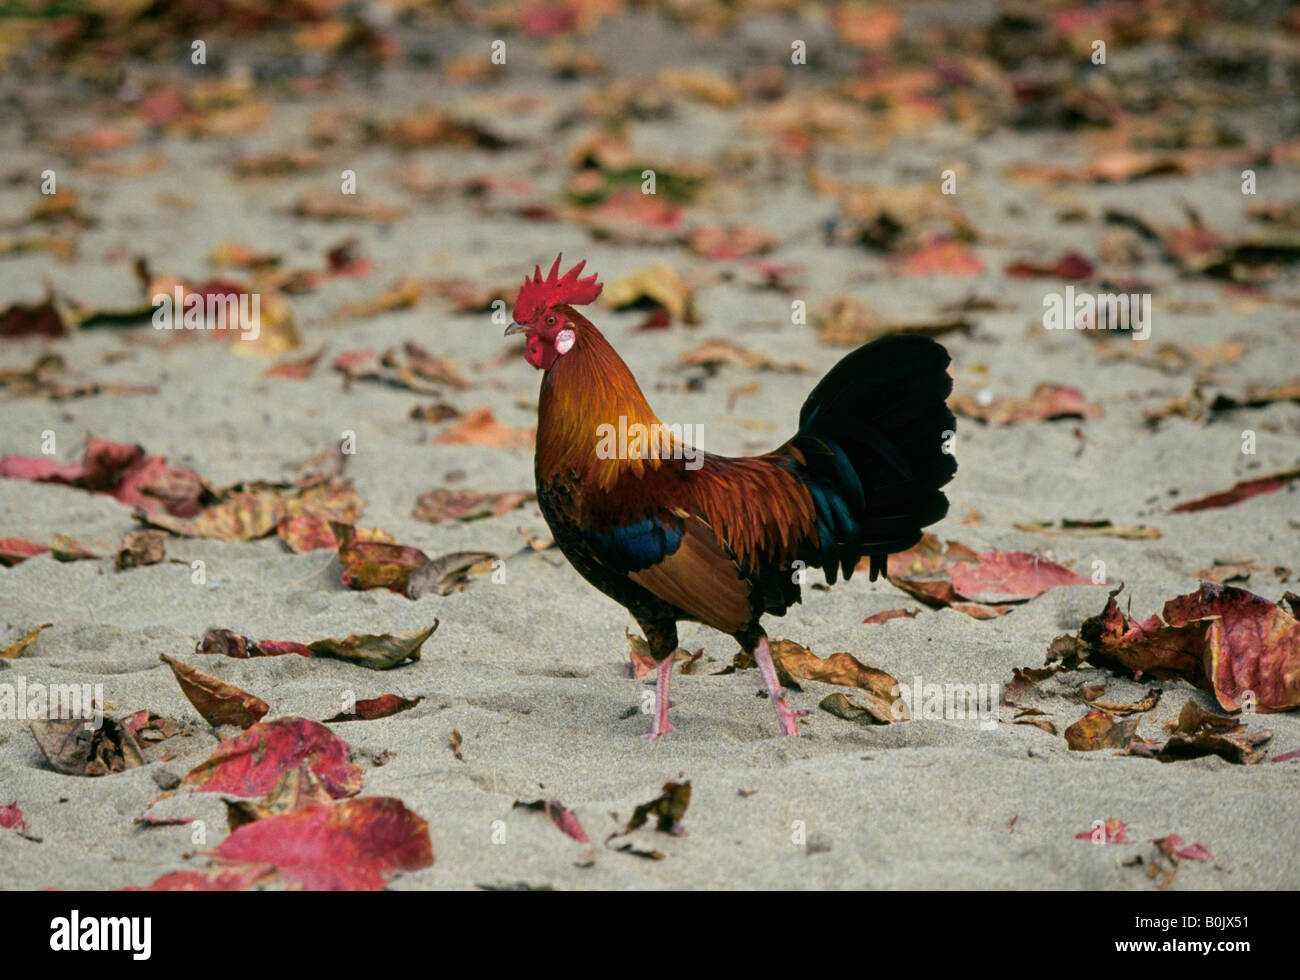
<box><xmin>506</xmin><ymin>256</ymin><xmax>957</xmax><ymax>738</ymax></box>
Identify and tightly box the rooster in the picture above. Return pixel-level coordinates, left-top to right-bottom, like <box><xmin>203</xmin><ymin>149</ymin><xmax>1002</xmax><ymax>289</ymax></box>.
<box><xmin>506</xmin><ymin>256</ymin><xmax>956</xmax><ymax>738</ymax></box>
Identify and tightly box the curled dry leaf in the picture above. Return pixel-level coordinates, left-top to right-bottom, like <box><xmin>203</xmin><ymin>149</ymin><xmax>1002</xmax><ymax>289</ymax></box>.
<box><xmin>1064</xmin><ymin>709</ymin><xmax>1141</xmax><ymax>751</ymax></box>
<box><xmin>604</xmin><ymin>264</ymin><xmax>697</xmax><ymax>323</ymax></box>
<box><xmin>324</xmin><ymin>694</ymin><xmax>423</xmax><ymax>723</ymax></box>
<box><xmin>116</xmin><ymin>529</ymin><xmax>167</xmax><ymax>569</ymax></box>
<box><xmin>1051</xmin><ymin>584</ymin><xmax>1300</xmax><ymax>713</ymax></box>
<box><xmin>1150</xmin><ymin>834</ymin><xmax>1215</xmax><ymax>864</ymax></box>
<box><xmin>1013</xmin><ymin>519</ymin><xmax>1161</xmax><ymax>540</ymax></box>
<box><xmin>303</xmin><ymin>620</ymin><xmax>438</xmax><ymax>670</ymax></box>
<box><xmin>677</xmin><ymin>340</ymin><xmax>806</xmax><ymax>374</ymax></box>
<box><xmin>616</xmin><ymin>781</ymin><xmax>692</xmax><ymax>839</ymax></box>
<box><xmin>332</xmin><ymin>521</ymin><xmax>435</xmax><ymax>596</ymax></box>
<box><xmin>160</xmin><ymin>654</ymin><xmax>269</xmax><ymax>730</ymax></box>
<box><xmin>30</xmin><ymin>713</ymin><xmax>143</xmax><ymax>777</ymax></box>
<box><xmin>819</xmin><ymin>691</ymin><xmax>900</xmax><ymax>725</ymax></box>
<box><xmin>513</xmin><ymin>799</ymin><xmax>590</xmax><ymax>844</ymax></box>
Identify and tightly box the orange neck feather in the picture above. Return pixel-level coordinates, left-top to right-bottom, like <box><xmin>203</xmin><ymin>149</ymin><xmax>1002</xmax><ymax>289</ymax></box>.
<box><xmin>536</xmin><ymin>309</ymin><xmax>670</xmax><ymax>490</ymax></box>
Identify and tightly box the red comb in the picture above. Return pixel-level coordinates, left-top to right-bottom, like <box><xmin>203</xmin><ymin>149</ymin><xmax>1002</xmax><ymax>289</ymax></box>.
<box><xmin>512</xmin><ymin>254</ymin><xmax>602</xmax><ymax>323</ymax></box>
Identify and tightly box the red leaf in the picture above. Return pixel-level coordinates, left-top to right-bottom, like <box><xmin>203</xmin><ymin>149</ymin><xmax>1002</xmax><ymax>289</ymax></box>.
<box><xmin>1150</xmin><ymin>834</ymin><xmax>1215</xmax><ymax>863</ymax></box>
<box><xmin>894</xmin><ymin>238</ymin><xmax>983</xmax><ymax>276</ymax></box>
<box><xmin>0</xmin><ymin>438</ymin><xmax>206</xmax><ymax>518</ymax></box>
<box><xmin>1075</xmin><ymin>818</ymin><xmax>1130</xmax><ymax>844</ymax></box>
<box><xmin>514</xmin><ymin>798</ymin><xmax>590</xmax><ymax>843</ymax></box>
<box><xmin>1005</xmin><ymin>251</ymin><xmax>1095</xmax><ymax>280</ymax></box>
<box><xmin>131</xmin><ymin>866</ymin><xmax>275</xmax><ymax>892</ymax></box>
<box><xmin>1170</xmin><ymin>468</ymin><xmax>1300</xmax><ymax>513</ymax></box>
<box><xmin>183</xmin><ymin>717</ymin><xmax>362</xmax><ymax>799</ymax></box>
<box><xmin>208</xmin><ymin>797</ymin><xmax>433</xmax><ymax>890</ymax></box>
<box><xmin>324</xmin><ymin>694</ymin><xmax>423</xmax><ymax>722</ymax></box>
<box><xmin>0</xmin><ymin>538</ymin><xmax>50</xmax><ymax>566</ymax></box>
<box><xmin>862</xmin><ymin>608</ymin><xmax>918</xmax><ymax>625</ymax></box>
<box><xmin>0</xmin><ymin>802</ymin><xmax>25</xmax><ymax>831</ymax></box>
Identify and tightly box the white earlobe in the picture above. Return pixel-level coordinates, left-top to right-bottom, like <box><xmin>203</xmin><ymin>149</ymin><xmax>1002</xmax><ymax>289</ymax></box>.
<box><xmin>555</xmin><ymin>328</ymin><xmax>576</xmax><ymax>354</ymax></box>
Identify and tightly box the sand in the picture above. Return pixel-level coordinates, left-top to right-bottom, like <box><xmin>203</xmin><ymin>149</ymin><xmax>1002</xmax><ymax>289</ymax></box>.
<box><xmin>1</xmin><ymin>4</ymin><xmax>1299</xmax><ymax>890</ymax></box>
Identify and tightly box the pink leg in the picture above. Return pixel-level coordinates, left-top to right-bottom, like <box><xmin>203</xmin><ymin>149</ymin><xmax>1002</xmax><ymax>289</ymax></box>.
<box><xmin>754</xmin><ymin>636</ymin><xmax>807</xmax><ymax>736</ymax></box>
<box><xmin>641</xmin><ymin>655</ymin><xmax>676</xmax><ymax>740</ymax></box>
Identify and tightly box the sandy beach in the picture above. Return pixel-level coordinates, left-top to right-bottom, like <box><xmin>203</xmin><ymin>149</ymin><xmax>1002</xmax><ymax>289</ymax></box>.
<box><xmin>1</xmin><ymin>0</ymin><xmax>1299</xmax><ymax>890</ymax></box>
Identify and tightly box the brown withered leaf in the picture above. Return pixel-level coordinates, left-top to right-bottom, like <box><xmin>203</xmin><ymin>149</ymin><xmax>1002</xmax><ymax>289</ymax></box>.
<box><xmin>724</xmin><ymin>639</ymin><xmax>900</xmax><ymax>703</ymax></box>
<box><xmin>1064</xmin><ymin>710</ymin><xmax>1141</xmax><ymax>751</ymax></box>
<box><xmin>365</xmin><ymin>105</ymin><xmax>511</xmax><ymax>151</ymax></box>
<box><xmin>1013</xmin><ymin>713</ymin><xmax>1060</xmax><ymax>736</ymax></box>
<box><xmin>116</xmin><ymin>530</ymin><xmax>167</xmax><ymax>570</ymax></box>
<box><xmin>1132</xmin><ymin>702</ymin><xmax>1273</xmax><ymax>765</ymax></box>
<box><xmin>305</xmin><ymin>620</ymin><xmax>438</xmax><ymax>670</ymax></box>
<box><xmin>819</xmin><ymin>691</ymin><xmax>900</xmax><ymax>725</ymax></box>
<box><xmin>1084</xmin><ymin>688</ymin><xmax>1162</xmax><ymax>716</ymax></box>
<box><xmin>1057</xmin><ymin>584</ymin><xmax>1300</xmax><ymax>713</ymax></box>
<box><xmin>604</xmin><ymin>265</ymin><xmax>697</xmax><ymax>323</ymax></box>
<box><xmin>618</xmin><ymin>781</ymin><xmax>691</xmax><ymax>838</ymax></box>
<box><xmin>1</xmin><ymin>623</ymin><xmax>52</xmax><ymax>659</ymax></box>
<box><xmin>1164</xmin><ymin>701</ymin><xmax>1243</xmax><ymax>736</ymax></box>
<box><xmin>413</xmin><ymin>487</ymin><xmax>534</xmax><ymax>523</ymax></box>
<box><xmin>1014</xmin><ymin>519</ymin><xmax>1161</xmax><ymax>540</ymax></box>
<box><xmin>121</xmin><ymin>710</ymin><xmax>184</xmax><ymax>743</ymax></box>
<box><xmin>812</xmin><ymin>295</ymin><xmax>972</xmax><ymax>347</ymax></box>
<box><xmin>406</xmin><ymin>551</ymin><xmax>498</xmax><ymax>598</ymax></box>
<box><xmin>160</xmin><ymin>654</ymin><xmax>269</xmax><ymax>730</ymax></box>
<box><xmin>263</xmin><ymin>347</ymin><xmax>324</xmax><ymax>380</ymax></box>
<box><xmin>677</xmin><ymin>341</ymin><xmax>806</xmax><ymax>374</ymax></box>
<box><xmin>291</xmin><ymin>188</ymin><xmax>405</xmax><ymax>223</ymax></box>
<box><xmin>331</xmin><ymin>521</ymin><xmax>434</xmax><ymax>596</ymax></box>
<box><xmin>1194</xmin><ymin>561</ymin><xmax>1288</xmax><ymax>585</ymax></box>
<box><xmin>434</xmin><ymin>408</ymin><xmax>534</xmax><ymax>449</ymax></box>
<box><xmin>687</xmin><ymin>224</ymin><xmax>777</xmax><ymax>260</ymax></box>
<box><xmin>30</xmin><ymin>713</ymin><xmax>143</xmax><ymax>777</ymax></box>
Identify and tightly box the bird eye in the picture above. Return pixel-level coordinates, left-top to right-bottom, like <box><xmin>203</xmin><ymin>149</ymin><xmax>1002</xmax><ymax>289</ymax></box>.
<box><xmin>545</xmin><ymin>314</ymin><xmax>557</xmax><ymax>326</ymax></box>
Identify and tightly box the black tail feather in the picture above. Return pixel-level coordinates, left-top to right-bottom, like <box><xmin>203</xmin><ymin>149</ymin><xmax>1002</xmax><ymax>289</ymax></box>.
<box><xmin>791</xmin><ymin>334</ymin><xmax>956</xmax><ymax>583</ymax></box>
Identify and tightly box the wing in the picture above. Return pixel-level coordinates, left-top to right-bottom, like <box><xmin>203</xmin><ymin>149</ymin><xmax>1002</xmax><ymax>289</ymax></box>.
<box><xmin>579</xmin><ymin>453</ymin><xmax>817</xmax><ymax>634</ymax></box>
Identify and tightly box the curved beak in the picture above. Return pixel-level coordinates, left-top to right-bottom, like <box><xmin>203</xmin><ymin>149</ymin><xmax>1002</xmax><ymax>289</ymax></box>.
<box><xmin>504</xmin><ymin>321</ymin><xmax>526</xmax><ymax>337</ymax></box>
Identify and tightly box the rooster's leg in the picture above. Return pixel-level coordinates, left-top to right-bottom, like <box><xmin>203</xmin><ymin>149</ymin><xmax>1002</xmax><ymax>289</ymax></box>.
<box><xmin>753</xmin><ymin>636</ymin><xmax>807</xmax><ymax>736</ymax></box>
<box><xmin>641</xmin><ymin>655</ymin><xmax>676</xmax><ymax>740</ymax></box>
